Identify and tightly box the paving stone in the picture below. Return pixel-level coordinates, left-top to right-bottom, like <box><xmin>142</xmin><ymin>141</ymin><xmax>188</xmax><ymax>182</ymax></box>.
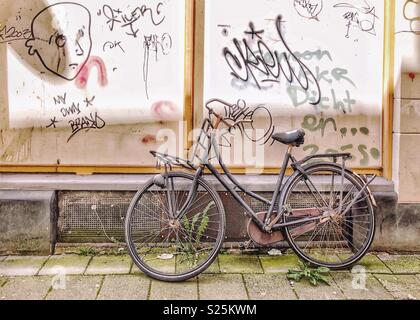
<box><xmin>131</xmin><ymin>257</ymin><xmax>175</xmax><ymax>275</ymax></box>
<box><xmin>219</xmin><ymin>255</ymin><xmax>263</xmax><ymax>274</ymax></box>
<box><xmin>97</xmin><ymin>275</ymin><xmax>150</xmax><ymax>300</ymax></box>
<box><xmin>0</xmin><ymin>277</ymin><xmax>52</xmax><ymax>300</ymax></box>
<box><xmin>46</xmin><ymin>276</ymin><xmax>102</xmax><ymax>300</ymax></box>
<box><xmin>291</xmin><ymin>276</ymin><xmax>345</xmax><ymax>300</ymax></box>
<box><xmin>150</xmin><ymin>279</ymin><xmax>198</xmax><ymax>300</ymax></box>
<box><xmin>0</xmin><ymin>256</ymin><xmax>49</xmax><ymax>276</ymax></box>
<box><xmin>38</xmin><ymin>255</ymin><xmax>91</xmax><ymax>276</ymax></box>
<box><xmin>244</xmin><ymin>274</ymin><xmax>297</xmax><ymax>300</ymax></box>
<box><xmin>199</xmin><ymin>274</ymin><xmax>248</xmax><ymax>300</ymax></box>
<box><xmin>259</xmin><ymin>255</ymin><xmax>300</xmax><ymax>273</ymax></box>
<box><xmin>85</xmin><ymin>256</ymin><xmax>132</xmax><ymax>275</ymax></box>
<box><xmin>204</xmin><ymin>257</ymin><xmax>220</xmax><ymax>274</ymax></box>
<box><xmin>332</xmin><ymin>272</ymin><xmax>393</xmax><ymax>300</ymax></box>
<box><xmin>353</xmin><ymin>255</ymin><xmax>392</xmax><ymax>274</ymax></box>
<box><xmin>0</xmin><ymin>277</ymin><xmax>8</xmax><ymax>287</ymax></box>
<box><xmin>378</xmin><ymin>255</ymin><xmax>420</xmax><ymax>274</ymax></box>
<box><xmin>374</xmin><ymin>274</ymin><xmax>420</xmax><ymax>300</ymax></box>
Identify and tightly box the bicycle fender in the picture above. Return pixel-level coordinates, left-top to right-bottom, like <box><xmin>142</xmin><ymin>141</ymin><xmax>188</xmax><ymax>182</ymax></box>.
<box><xmin>281</xmin><ymin>161</ymin><xmax>377</xmax><ymax>208</ymax></box>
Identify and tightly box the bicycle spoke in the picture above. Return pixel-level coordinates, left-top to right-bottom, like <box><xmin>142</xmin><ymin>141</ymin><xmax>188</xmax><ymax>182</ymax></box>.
<box><xmin>127</xmin><ymin>174</ymin><xmax>224</xmax><ymax>279</ymax></box>
<box><xmin>284</xmin><ymin>165</ymin><xmax>374</xmax><ymax>269</ymax></box>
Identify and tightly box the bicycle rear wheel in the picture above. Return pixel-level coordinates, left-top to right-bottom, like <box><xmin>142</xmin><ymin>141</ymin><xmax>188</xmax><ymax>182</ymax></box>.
<box><xmin>282</xmin><ymin>163</ymin><xmax>375</xmax><ymax>269</ymax></box>
<box><xmin>125</xmin><ymin>172</ymin><xmax>225</xmax><ymax>282</ymax></box>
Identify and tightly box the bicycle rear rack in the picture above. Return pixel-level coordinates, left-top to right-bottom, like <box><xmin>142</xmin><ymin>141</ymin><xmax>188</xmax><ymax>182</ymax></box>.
<box><xmin>150</xmin><ymin>151</ymin><xmax>198</xmax><ymax>171</ymax></box>
<box><xmin>150</xmin><ymin>118</ymin><xmax>216</xmax><ymax>171</ymax></box>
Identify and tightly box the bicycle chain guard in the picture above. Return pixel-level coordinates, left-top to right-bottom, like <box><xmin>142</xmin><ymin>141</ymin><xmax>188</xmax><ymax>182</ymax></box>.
<box><xmin>247</xmin><ymin>212</ymin><xmax>285</xmax><ymax>246</ymax></box>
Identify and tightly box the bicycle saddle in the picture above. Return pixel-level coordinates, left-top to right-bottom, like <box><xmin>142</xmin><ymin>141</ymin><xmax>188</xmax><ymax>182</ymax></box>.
<box><xmin>272</xmin><ymin>129</ymin><xmax>306</xmax><ymax>147</ymax></box>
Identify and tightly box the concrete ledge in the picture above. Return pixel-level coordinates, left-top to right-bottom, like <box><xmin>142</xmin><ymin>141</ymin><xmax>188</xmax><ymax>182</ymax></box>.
<box><xmin>0</xmin><ymin>173</ymin><xmax>394</xmax><ymax>192</ymax></box>
<box><xmin>0</xmin><ymin>190</ymin><xmax>56</xmax><ymax>255</ymax></box>
<box><xmin>2</xmin><ymin>173</ymin><xmax>414</xmax><ymax>252</ymax></box>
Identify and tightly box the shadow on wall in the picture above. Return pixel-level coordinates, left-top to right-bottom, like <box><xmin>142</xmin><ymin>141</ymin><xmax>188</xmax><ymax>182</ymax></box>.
<box><xmin>0</xmin><ymin>0</ymin><xmax>94</xmax><ymax>83</ymax></box>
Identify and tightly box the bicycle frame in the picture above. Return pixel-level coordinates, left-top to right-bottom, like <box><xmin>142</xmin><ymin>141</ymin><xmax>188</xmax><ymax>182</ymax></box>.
<box><xmin>170</xmin><ymin>121</ymin><xmax>359</xmax><ymax>234</ymax></box>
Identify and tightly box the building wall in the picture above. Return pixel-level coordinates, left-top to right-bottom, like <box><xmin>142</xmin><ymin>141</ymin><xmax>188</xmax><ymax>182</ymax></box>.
<box><xmin>0</xmin><ymin>0</ymin><xmax>388</xmax><ymax>173</ymax></box>
<box><xmin>394</xmin><ymin>0</ymin><xmax>420</xmax><ymax>202</ymax></box>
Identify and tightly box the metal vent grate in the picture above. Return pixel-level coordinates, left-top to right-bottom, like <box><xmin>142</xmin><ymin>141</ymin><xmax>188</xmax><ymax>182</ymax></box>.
<box><xmin>58</xmin><ymin>191</ymin><xmax>135</xmax><ymax>243</ymax></box>
<box><xmin>248</xmin><ymin>192</ymin><xmax>332</xmax><ymax>212</ymax></box>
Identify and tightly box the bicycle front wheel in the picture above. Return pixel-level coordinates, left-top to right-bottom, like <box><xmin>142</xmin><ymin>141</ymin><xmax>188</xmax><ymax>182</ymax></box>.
<box><xmin>282</xmin><ymin>163</ymin><xmax>375</xmax><ymax>269</ymax></box>
<box><xmin>125</xmin><ymin>172</ymin><xmax>225</xmax><ymax>282</ymax></box>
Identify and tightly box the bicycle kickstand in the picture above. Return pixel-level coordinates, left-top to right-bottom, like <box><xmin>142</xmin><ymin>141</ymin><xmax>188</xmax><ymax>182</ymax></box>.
<box><xmin>239</xmin><ymin>239</ymin><xmax>254</xmax><ymax>250</ymax></box>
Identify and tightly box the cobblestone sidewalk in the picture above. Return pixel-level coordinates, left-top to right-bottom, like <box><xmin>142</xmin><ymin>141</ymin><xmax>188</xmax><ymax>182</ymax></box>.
<box><xmin>0</xmin><ymin>253</ymin><xmax>419</xmax><ymax>300</ymax></box>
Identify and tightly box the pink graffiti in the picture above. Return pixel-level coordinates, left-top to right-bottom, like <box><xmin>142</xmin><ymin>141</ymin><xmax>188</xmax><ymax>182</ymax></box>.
<box><xmin>151</xmin><ymin>101</ymin><xmax>180</xmax><ymax>121</ymax></box>
<box><xmin>75</xmin><ymin>56</ymin><xmax>108</xmax><ymax>89</ymax></box>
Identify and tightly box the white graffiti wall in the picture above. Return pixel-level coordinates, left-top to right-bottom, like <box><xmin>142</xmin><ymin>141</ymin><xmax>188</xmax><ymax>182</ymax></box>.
<box><xmin>0</xmin><ymin>0</ymin><xmax>186</xmax><ymax>166</ymax></box>
<box><xmin>202</xmin><ymin>0</ymin><xmax>384</xmax><ymax>168</ymax></box>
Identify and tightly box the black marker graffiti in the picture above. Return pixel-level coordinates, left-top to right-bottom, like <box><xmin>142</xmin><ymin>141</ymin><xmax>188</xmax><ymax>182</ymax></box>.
<box><xmin>143</xmin><ymin>33</ymin><xmax>173</xmax><ymax>99</ymax></box>
<box><xmin>99</xmin><ymin>3</ymin><xmax>165</xmax><ymax>38</ymax></box>
<box><xmin>287</xmin><ymin>48</ymin><xmax>356</xmax><ymax>114</ymax></box>
<box><xmin>213</xmin><ymin>99</ymin><xmax>276</xmax><ymax>146</ymax></box>
<box><xmin>25</xmin><ymin>2</ymin><xmax>93</xmax><ymax>81</ymax></box>
<box><xmin>223</xmin><ymin>15</ymin><xmax>322</xmax><ymax>105</ymax></box>
<box><xmin>396</xmin><ymin>0</ymin><xmax>420</xmax><ymax>35</ymax></box>
<box><xmin>0</xmin><ymin>24</ymin><xmax>32</xmax><ymax>44</ymax></box>
<box><xmin>67</xmin><ymin>112</ymin><xmax>106</xmax><ymax>142</ymax></box>
<box><xmin>53</xmin><ymin>93</ymin><xmax>67</xmax><ymax>105</ymax></box>
<box><xmin>103</xmin><ymin>40</ymin><xmax>125</xmax><ymax>53</ymax></box>
<box><xmin>61</xmin><ymin>103</ymin><xmax>81</xmax><ymax>117</ymax></box>
<box><xmin>294</xmin><ymin>0</ymin><xmax>323</xmax><ymax>20</ymax></box>
<box><xmin>84</xmin><ymin>96</ymin><xmax>96</xmax><ymax>107</ymax></box>
<box><xmin>333</xmin><ymin>1</ymin><xmax>378</xmax><ymax>38</ymax></box>
<box><xmin>46</xmin><ymin>117</ymin><xmax>60</xmax><ymax>129</ymax></box>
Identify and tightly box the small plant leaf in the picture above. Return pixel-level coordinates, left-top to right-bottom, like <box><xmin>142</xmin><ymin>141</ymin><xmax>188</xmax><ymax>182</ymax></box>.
<box><xmin>317</xmin><ymin>267</ymin><xmax>330</xmax><ymax>274</ymax></box>
<box><xmin>287</xmin><ymin>260</ymin><xmax>331</xmax><ymax>286</ymax></box>
<box><xmin>287</xmin><ymin>273</ymin><xmax>302</xmax><ymax>281</ymax></box>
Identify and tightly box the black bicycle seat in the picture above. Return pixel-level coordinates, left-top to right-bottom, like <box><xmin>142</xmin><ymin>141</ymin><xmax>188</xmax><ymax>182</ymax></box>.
<box><xmin>272</xmin><ymin>129</ymin><xmax>305</xmax><ymax>147</ymax></box>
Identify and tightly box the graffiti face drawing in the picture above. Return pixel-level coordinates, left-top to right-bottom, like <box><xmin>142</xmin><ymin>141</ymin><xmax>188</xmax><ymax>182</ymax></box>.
<box><xmin>25</xmin><ymin>2</ymin><xmax>92</xmax><ymax>81</ymax></box>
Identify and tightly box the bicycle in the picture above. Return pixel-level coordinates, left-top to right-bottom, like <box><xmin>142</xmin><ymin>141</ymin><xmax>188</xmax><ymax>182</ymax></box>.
<box><xmin>125</xmin><ymin>98</ymin><xmax>377</xmax><ymax>282</ymax></box>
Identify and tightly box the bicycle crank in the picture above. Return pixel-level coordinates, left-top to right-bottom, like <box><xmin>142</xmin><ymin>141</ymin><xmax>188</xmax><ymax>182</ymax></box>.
<box><xmin>247</xmin><ymin>212</ymin><xmax>285</xmax><ymax>246</ymax></box>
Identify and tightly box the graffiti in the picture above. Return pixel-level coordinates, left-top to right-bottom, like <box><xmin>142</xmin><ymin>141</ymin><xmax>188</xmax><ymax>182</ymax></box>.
<box><xmin>294</xmin><ymin>49</ymin><xmax>332</xmax><ymax>62</ymax></box>
<box><xmin>333</xmin><ymin>1</ymin><xmax>378</xmax><ymax>38</ymax></box>
<box><xmin>46</xmin><ymin>94</ymin><xmax>101</xmax><ymax>142</ymax></box>
<box><xmin>302</xmin><ymin>114</ymin><xmax>337</xmax><ymax>137</ymax></box>
<box><xmin>223</xmin><ymin>15</ymin><xmax>322</xmax><ymax>105</ymax></box>
<box><xmin>98</xmin><ymin>3</ymin><xmax>165</xmax><ymax>38</ymax></box>
<box><xmin>84</xmin><ymin>96</ymin><xmax>96</xmax><ymax>107</ymax></box>
<box><xmin>302</xmin><ymin>114</ymin><xmax>380</xmax><ymax>166</ymax></box>
<box><xmin>217</xmin><ymin>24</ymin><xmax>231</xmax><ymax>37</ymax></box>
<box><xmin>143</xmin><ymin>33</ymin><xmax>173</xmax><ymax>99</ymax></box>
<box><xmin>288</xmin><ymin>87</ymin><xmax>356</xmax><ymax>113</ymax></box>
<box><xmin>0</xmin><ymin>24</ymin><xmax>31</xmax><ymax>44</ymax></box>
<box><xmin>286</xmin><ymin>48</ymin><xmax>356</xmax><ymax>114</ymax></box>
<box><xmin>60</xmin><ymin>103</ymin><xmax>82</xmax><ymax>118</ymax></box>
<box><xmin>25</xmin><ymin>3</ymin><xmax>93</xmax><ymax>81</ymax></box>
<box><xmin>53</xmin><ymin>93</ymin><xmax>67</xmax><ymax>105</ymax></box>
<box><xmin>293</xmin><ymin>0</ymin><xmax>323</xmax><ymax>20</ymax></box>
<box><xmin>68</xmin><ymin>112</ymin><xmax>106</xmax><ymax>142</ymax></box>
<box><xmin>103</xmin><ymin>40</ymin><xmax>125</xmax><ymax>53</ymax></box>
<box><xmin>46</xmin><ymin>117</ymin><xmax>60</xmax><ymax>129</ymax></box>
<box><xmin>151</xmin><ymin>100</ymin><xmax>180</xmax><ymax>121</ymax></box>
<box><xmin>397</xmin><ymin>0</ymin><xmax>420</xmax><ymax>35</ymax></box>
<box><xmin>210</xmin><ymin>99</ymin><xmax>276</xmax><ymax>146</ymax></box>
<box><xmin>75</xmin><ymin>56</ymin><xmax>108</xmax><ymax>89</ymax></box>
